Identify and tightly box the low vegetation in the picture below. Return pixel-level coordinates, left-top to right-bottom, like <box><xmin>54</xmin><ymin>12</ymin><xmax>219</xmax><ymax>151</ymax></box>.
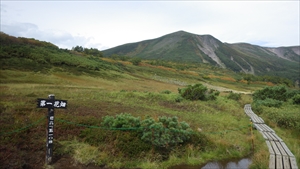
<box><xmin>252</xmin><ymin>86</ymin><xmax>300</xmax><ymax>131</ymax></box>
<box><xmin>0</xmin><ymin>33</ymin><xmax>299</xmax><ymax>169</ymax></box>
<box><xmin>178</xmin><ymin>83</ymin><xmax>220</xmax><ymax>101</ymax></box>
<box><xmin>227</xmin><ymin>91</ymin><xmax>242</xmax><ymax>101</ymax></box>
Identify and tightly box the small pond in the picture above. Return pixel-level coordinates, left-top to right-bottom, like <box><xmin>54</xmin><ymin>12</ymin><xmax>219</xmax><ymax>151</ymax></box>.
<box><xmin>169</xmin><ymin>158</ymin><xmax>252</xmax><ymax>169</ymax></box>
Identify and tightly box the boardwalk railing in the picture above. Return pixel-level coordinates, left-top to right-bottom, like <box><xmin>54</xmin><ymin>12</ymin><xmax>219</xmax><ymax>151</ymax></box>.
<box><xmin>244</xmin><ymin>104</ymin><xmax>298</xmax><ymax>169</ymax></box>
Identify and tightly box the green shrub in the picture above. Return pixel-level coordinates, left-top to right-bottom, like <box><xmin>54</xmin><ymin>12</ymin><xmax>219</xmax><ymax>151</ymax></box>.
<box><xmin>276</xmin><ymin>113</ymin><xmax>300</xmax><ymax>129</ymax></box>
<box><xmin>175</xmin><ymin>96</ymin><xmax>184</xmax><ymax>102</ymax></box>
<box><xmin>251</xmin><ymin>104</ymin><xmax>264</xmax><ymax>115</ymax></box>
<box><xmin>178</xmin><ymin>83</ymin><xmax>219</xmax><ymax>101</ymax></box>
<box><xmin>253</xmin><ymin>98</ymin><xmax>283</xmax><ymax>108</ymax></box>
<box><xmin>253</xmin><ymin>86</ymin><xmax>290</xmax><ymax>102</ymax></box>
<box><xmin>140</xmin><ymin>116</ymin><xmax>193</xmax><ymax>149</ymax></box>
<box><xmin>292</xmin><ymin>94</ymin><xmax>300</xmax><ymax>105</ymax></box>
<box><xmin>101</xmin><ymin>113</ymin><xmax>141</xmax><ymax>129</ymax></box>
<box><xmin>227</xmin><ymin>91</ymin><xmax>241</xmax><ymax>101</ymax></box>
<box><xmin>261</xmin><ymin>107</ymin><xmax>300</xmax><ymax>130</ymax></box>
<box><xmin>100</xmin><ymin>114</ymin><xmax>193</xmax><ymax>150</ymax></box>
<box><xmin>130</xmin><ymin>57</ymin><xmax>142</xmax><ymax>66</ymax></box>
<box><xmin>207</xmin><ymin>89</ymin><xmax>220</xmax><ymax>100</ymax></box>
<box><xmin>161</xmin><ymin>90</ymin><xmax>171</xmax><ymax>94</ymax></box>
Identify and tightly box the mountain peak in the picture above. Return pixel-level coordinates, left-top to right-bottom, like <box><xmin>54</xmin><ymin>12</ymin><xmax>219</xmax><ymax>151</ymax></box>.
<box><xmin>102</xmin><ymin>31</ymin><xmax>299</xmax><ymax>82</ymax></box>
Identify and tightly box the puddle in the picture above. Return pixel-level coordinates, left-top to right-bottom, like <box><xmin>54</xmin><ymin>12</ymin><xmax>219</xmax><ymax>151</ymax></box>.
<box><xmin>170</xmin><ymin>158</ymin><xmax>252</xmax><ymax>169</ymax></box>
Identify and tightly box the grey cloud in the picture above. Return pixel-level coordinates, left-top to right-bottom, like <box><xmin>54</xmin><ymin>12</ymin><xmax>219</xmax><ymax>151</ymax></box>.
<box><xmin>1</xmin><ymin>22</ymin><xmax>39</xmax><ymax>37</ymax></box>
<box><xmin>1</xmin><ymin>22</ymin><xmax>104</xmax><ymax>49</ymax></box>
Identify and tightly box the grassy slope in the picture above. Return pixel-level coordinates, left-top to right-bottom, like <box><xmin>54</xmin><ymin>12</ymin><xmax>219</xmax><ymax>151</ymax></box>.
<box><xmin>0</xmin><ymin>69</ymin><xmax>250</xmax><ymax>168</ymax></box>
<box><xmin>1</xmin><ymin>61</ymin><xmax>299</xmax><ymax>168</ymax></box>
<box><xmin>0</xmin><ymin>33</ymin><xmax>299</xmax><ymax>168</ymax></box>
<box><xmin>102</xmin><ymin>31</ymin><xmax>300</xmax><ymax>83</ymax></box>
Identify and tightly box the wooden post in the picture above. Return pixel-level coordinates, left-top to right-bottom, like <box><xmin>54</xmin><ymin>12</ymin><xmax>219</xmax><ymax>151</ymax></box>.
<box><xmin>37</xmin><ymin>94</ymin><xmax>67</xmax><ymax>165</ymax></box>
<box><xmin>46</xmin><ymin>94</ymin><xmax>55</xmax><ymax>164</ymax></box>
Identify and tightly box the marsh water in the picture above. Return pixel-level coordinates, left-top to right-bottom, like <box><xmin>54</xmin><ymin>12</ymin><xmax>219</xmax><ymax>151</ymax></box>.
<box><xmin>170</xmin><ymin>158</ymin><xmax>252</xmax><ymax>169</ymax></box>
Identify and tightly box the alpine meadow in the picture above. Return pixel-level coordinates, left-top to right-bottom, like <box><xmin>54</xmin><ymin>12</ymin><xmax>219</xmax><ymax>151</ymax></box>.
<box><xmin>0</xmin><ymin>31</ymin><xmax>299</xmax><ymax>169</ymax></box>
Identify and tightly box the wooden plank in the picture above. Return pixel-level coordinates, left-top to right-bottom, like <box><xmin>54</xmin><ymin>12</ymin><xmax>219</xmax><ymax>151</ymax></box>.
<box><xmin>276</xmin><ymin>154</ymin><xmax>283</xmax><ymax>169</ymax></box>
<box><xmin>266</xmin><ymin>141</ymin><xmax>275</xmax><ymax>154</ymax></box>
<box><xmin>269</xmin><ymin>154</ymin><xmax>276</xmax><ymax>169</ymax></box>
<box><xmin>251</xmin><ymin>115</ymin><xmax>263</xmax><ymax>124</ymax></box>
<box><xmin>253</xmin><ymin>123</ymin><xmax>263</xmax><ymax>131</ymax></box>
<box><xmin>283</xmin><ymin>155</ymin><xmax>291</xmax><ymax>169</ymax></box>
<box><xmin>256</xmin><ymin>116</ymin><xmax>264</xmax><ymax>124</ymax></box>
<box><xmin>257</xmin><ymin>124</ymin><xmax>268</xmax><ymax>132</ymax></box>
<box><xmin>259</xmin><ymin>124</ymin><xmax>267</xmax><ymax>131</ymax></box>
<box><xmin>271</xmin><ymin>141</ymin><xmax>281</xmax><ymax>155</ymax></box>
<box><xmin>246</xmin><ymin>112</ymin><xmax>253</xmax><ymax>117</ymax></box>
<box><xmin>258</xmin><ymin>124</ymin><xmax>273</xmax><ymax>133</ymax></box>
<box><xmin>275</xmin><ymin>141</ymin><xmax>287</xmax><ymax>155</ymax></box>
<box><xmin>264</xmin><ymin>132</ymin><xmax>274</xmax><ymax>141</ymax></box>
<box><xmin>257</xmin><ymin>116</ymin><xmax>264</xmax><ymax>123</ymax></box>
<box><xmin>259</xmin><ymin>117</ymin><xmax>265</xmax><ymax>123</ymax></box>
<box><xmin>268</xmin><ymin>132</ymin><xmax>279</xmax><ymax>141</ymax></box>
<box><xmin>262</xmin><ymin>124</ymin><xmax>275</xmax><ymax>133</ymax></box>
<box><xmin>250</xmin><ymin>117</ymin><xmax>257</xmax><ymax>123</ymax></box>
<box><xmin>271</xmin><ymin>133</ymin><xmax>283</xmax><ymax>142</ymax></box>
<box><xmin>260</xmin><ymin>131</ymin><xmax>268</xmax><ymax>140</ymax></box>
<box><xmin>275</xmin><ymin>142</ymin><xmax>291</xmax><ymax>169</ymax></box>
<box><xmin>245</xmin><ymin>104</ymin><xmax>298</xmax><ymax>169</ymax></box>
<box><xmin>271</xmin><ymin>141</ymin><xmax>283</xmax><ymax>169</ymax></box>
<box><xmin>252</xmin><ymin>115</ymin><xmax>261</xmax><ymax>124</ymax></box>
<box><xmin>289</xmin><ymin>156</ymin><xmax>298</xmax><ymax>169</ymax></box>
<box><xmin>244</xmin><ymin>110</ymin><xmax>252</xmax><ymax>117</ymax></box>
<box><xmin>280</xmin><ymin>142</ymin><xmax>295</xmax><ymax>157</ymax></box>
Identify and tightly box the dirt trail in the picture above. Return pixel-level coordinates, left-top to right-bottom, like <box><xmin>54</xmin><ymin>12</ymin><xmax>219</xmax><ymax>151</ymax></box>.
<box><xmin>203</xmin><ymin>83</ymin><xmax>252</xmax><ymax>94</ymax></box>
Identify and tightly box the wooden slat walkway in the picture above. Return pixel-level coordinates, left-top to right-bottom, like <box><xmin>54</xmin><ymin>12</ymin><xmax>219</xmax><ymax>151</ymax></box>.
<box><xmin>244</xmin><ymin>104</ymin><xmax>298</xmax><ymax>169</ymax></box>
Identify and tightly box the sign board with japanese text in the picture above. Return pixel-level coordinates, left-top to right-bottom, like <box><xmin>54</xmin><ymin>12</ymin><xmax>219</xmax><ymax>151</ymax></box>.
<box><xmin>37</xmin><ymin>94</ymin><xmax>67</xmax><ymax>165</ymax></box>
<box><xmin>37</xmin><ymin>99</ymin><xmax>67</xmax><ymax>109</ymax></box>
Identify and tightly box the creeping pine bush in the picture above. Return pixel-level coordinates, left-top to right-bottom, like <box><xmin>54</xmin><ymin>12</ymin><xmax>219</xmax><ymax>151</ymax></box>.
<box><xmin>253</xmin><ymin>98</ymin><xmax>283</xmax><ymax>108</ymax></box>
<box><xmin>178</xmin><ymin>83</ymin><xmax>220</xmax><ymax>101</ymax></box>
<box><xmin>101</xmin><ymin>113</ymin><xmax>141</xmax><ymax>129</ymax></box>
<box><xmin>292</xmin><ymin>94</ymin><xmax>300</xmax><ymax>105</ymax></box>
<box><xmin>253</xmin><ymin>86</ymin><xmax>290</xmax><ymax>102</ymax></box>
<box><xmin>227</xmin><ymin>91</ymin><xmax>241</xmax><ymax>101</ymax></box>
<box><xmin>161</xmin><ymin>90</ymin><xmax>172</xmax><ymax>94</ymax></box>
<box><xmin>130</xmin><ymin>57</ymin><xmax>141</xmax><ymax>65</ymax></box>
<box><xmin>140</xmin><ymin>116</ymin><xmax>193</xmax><ymax>148</ymax></box>
<box><xmin>101</xmin><ymin>114</ymin><xmax>193</xmax><ymax>149</ymax></box>
<box><xmin>252</xmin><ymin>86</ymin><xmax>299</xmax><ymax>108</ymax></box>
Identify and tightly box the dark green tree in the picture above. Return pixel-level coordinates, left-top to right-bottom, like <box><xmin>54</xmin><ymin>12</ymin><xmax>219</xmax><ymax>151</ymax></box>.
<box><xmin>130</xmin><ymin>57</ymin><xmax>142</xmax><ymax>66</ymax></box>
<box><xmin>73</xmin><ymin>45</ymin><xmax>84</xmax><ymax>52</ymax></box>
<box><xmin>178</xmin><ymin>83</ymin><xmax>219</xmax><ymax>101</ymax></box>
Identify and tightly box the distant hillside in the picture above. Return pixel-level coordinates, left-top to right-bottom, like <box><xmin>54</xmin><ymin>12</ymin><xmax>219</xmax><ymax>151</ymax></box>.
<box><xmin>102</xmin><ymin>31</ymin><xmax>300</xmax><ymax>83</ymax></box>
<box><xmin>0</xmin><ymin>32</ymin><xmax>120</xmax><ymax>75</ymax></box>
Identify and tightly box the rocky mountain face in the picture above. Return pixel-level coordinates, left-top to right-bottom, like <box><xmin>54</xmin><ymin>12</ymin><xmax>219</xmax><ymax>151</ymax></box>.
<box><xmin>102</xmin><ymin>31</ymin><xmax>299</xmax><ymax>82</ymax></box>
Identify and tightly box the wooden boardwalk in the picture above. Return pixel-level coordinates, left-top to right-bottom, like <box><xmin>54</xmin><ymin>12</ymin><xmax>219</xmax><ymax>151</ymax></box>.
<box><xmin>244</xmin><ymin>104</ymin><xmax>298</xmax><ymax>169</ymax></box>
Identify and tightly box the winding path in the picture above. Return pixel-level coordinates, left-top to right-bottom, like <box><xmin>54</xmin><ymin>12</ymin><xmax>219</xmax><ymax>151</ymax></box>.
<box><xmin>244</xmin><ymin>104</ymin><xmax>298</xmax><ymax>169</ymax></box>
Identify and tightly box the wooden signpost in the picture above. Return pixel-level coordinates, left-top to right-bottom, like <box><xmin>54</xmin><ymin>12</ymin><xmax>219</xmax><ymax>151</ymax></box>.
<box><xmin>37</xmin><ymin>94</ymin><xmax>67</xmax><ymax>165</ymax></box>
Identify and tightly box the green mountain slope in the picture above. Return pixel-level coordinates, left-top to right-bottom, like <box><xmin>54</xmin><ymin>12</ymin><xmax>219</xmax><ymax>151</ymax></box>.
<box><xmin>0</xmin><ymin>32</ymin><xmax>121</xmax><ymax>76</ymax></box>
<box><xmin>102</xmin><ymin>31</ymin><xmax>300</xmax><ymax>82</ymax></box>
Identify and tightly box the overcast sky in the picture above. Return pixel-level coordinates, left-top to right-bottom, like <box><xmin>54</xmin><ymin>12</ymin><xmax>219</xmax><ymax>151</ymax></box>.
<box><xmin>1</xmin><ymin>1</ymin><xmax>299</xmax><ymax>50</ymax></box>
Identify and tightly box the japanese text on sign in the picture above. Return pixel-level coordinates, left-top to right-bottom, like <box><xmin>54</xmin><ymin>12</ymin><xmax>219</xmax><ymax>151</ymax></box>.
<box><xmin>48</xmin><ymin>115</ymin><xmax>54</xmax><ymax>144</ymax></box>
<box><xmin>37</xmin><ymin>99</ymin><xmax>67</xmax><ymax>109</ymax></box>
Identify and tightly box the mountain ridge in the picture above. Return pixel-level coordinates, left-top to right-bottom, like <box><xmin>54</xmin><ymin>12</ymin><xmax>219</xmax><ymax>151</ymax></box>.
<box><xmin>102</xmin><ymin>30</ymin><xmax>299</xmax><ymax>82</ymax></box>
<box><xmin>0</xmin><ymin>31</ymin><xmax>299</xmax><ymax>84</ymax></box>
